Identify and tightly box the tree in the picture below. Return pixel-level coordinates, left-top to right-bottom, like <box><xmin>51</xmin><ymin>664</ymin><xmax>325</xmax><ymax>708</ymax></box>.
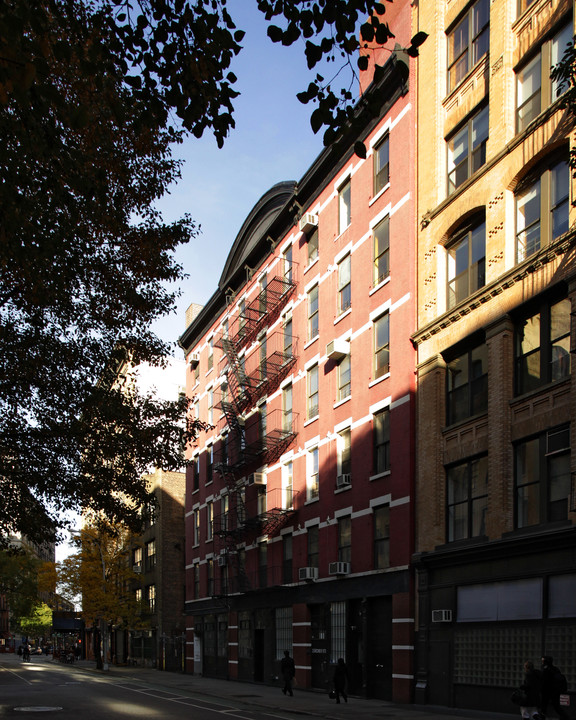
<box><xmin>0</xmin><ymin>0</ymin><xmax>408</xmax><ymax>544</ymax></box>
<box><xmin>551</xmin><ymin>36</ymin><xmax>576</xmax><ymax>168</ymax></box>
<box><xmin>58</xmin><ymin>521</ymin><xmax>145</xmax><ymax>669</ymax></box>
<box><xmin>0</xmin><ymin>547</ymin><xmax>42</xmax><ymax>622</ymax></box>
<box><xmin>19</xmin><ymin>602</ymin><xmax>53</xmax><ymax>641</ymax></box>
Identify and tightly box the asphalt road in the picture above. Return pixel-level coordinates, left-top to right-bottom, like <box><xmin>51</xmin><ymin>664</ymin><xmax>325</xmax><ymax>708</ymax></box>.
<box><xmin>0</xmin><ymin>657</ymin><xmax>300</xmax><ymax>720</ymax></box>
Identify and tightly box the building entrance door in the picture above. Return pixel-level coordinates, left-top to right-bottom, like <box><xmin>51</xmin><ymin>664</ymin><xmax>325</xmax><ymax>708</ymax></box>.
<box><xmin>366</xmin><ymin>597</ymin><xmax>392</xmax><ymax>699</ymax></box>
<box><xmin>253</xmin><ymin>629</ymin><xmax>265</xmax><ymax>681</ymax></box>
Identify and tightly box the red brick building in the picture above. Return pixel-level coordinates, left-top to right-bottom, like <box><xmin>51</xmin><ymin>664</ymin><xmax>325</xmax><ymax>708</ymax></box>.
<box><xmin>179</xmin><ymin>0</ymin><xmax>417</xmax><ymax>702</ymax></box>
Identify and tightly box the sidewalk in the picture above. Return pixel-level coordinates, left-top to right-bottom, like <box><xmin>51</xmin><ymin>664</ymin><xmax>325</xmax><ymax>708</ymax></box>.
<box><xmin>2</xmin><ymin>653</ymin><xmax>513</xmax><ymax>720</ymax></box>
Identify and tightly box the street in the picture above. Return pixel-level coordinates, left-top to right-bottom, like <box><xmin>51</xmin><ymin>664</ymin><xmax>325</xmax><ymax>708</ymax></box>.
<box><xmin>0</xmin><ymin>656</ymin><xmax>299</xmax><ymax>720</ymax></box>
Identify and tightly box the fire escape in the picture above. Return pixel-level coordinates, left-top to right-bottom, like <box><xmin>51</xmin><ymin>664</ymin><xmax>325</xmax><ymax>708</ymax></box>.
<box><xmin>212</xmin><ymin>267</ymin><xmax>299</xmax><ymax>595</ymax></box>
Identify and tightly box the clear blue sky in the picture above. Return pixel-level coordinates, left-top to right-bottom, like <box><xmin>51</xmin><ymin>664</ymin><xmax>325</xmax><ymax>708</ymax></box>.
<box><xmin>153</xmin><ymin>1</ymin><xmax>355</xmax><ymax>354</ymax></box>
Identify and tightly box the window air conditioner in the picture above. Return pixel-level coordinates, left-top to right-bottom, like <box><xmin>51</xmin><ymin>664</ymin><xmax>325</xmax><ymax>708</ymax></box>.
<box><xmin>326</xmin><ymin>338</ymin><xmax>350</xmax><ymax>362</ymax></box>
<box><xmin>299</xmin><ymin>213</ymin><xmax>318</xmax><ymax>234</ymax></box>
<box><xmin>247</xmin><ymin>472</ymin><xmax>266</xmax><ymax>486</ymax></box>
<box><xmin>336</xmin><ymin>474</ymin><xmax>351</xmax><ymax>488</ymax></box>
<box><xmin>298</xmin><ymin>567</ymin><xmax>318</xmax><ymax>582</ymax></box>
<box><xmin>133</xmin><ymin>565</ymin><xmax>142</xmax><ymax>574</ymax></box>
<box><xmin>431</xmin><ymin>609</ymin><xmax>452</xmax><ymax>623</ymax></box>
<box><xmin>189</xmin><ymin>352</ymin><xmax>200</xmax><ymax>369</ymax></box>
<box><xmin>328</xmin><ymin>561</ymin><xmax>350</xmax><ymax>576</ymax></box>
<box><xmin>217</xmin><ymin>555</ymin><xmax>227</xmax><ymax>567</ymax></box>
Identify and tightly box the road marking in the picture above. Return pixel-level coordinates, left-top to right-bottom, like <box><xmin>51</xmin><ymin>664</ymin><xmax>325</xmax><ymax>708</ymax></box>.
<box><xmin>0</xmin><ymin>665</ymin><xmax>34</xmax><ymax>685</ymax></box>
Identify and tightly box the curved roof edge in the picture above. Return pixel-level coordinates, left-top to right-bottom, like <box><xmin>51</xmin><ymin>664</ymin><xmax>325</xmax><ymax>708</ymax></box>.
<box><xmin>218</xmin><ymin>181</ymin><xmax>297</xmax><ymax>292</ymax></box>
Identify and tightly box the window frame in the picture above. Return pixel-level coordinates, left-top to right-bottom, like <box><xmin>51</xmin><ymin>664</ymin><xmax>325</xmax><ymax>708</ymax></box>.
<box><xmin>374</xmin><ymin>134</ymin><xmax>390</xmax><ymax>194</ymax></box>
<box><xmin>373</xmin><ymin>505</ymin><xmax>390</xmax><ymax>569</ymax></box>
<box><xmin>447</xmin><ymin>105</ymin><xmax>489</xmax><ymax>194</ymax></box>
<box><xmin>373</xmin><ymin>216</ymin><xmax>390</xmax><ymax>286</ymax></box>
<box><xmin>447</xmin><ymin>218</ymin><xmax>486</xmax><ymax>308</ymax></box>
<box><xmin>446</xmin><ymin>455</ymin><xmax>489</xmax><ymax>542</ymax></box>
<box><xmin>447</xmin><ymin>0</ymin><xmax>490</xmax><ymax>93</ymax></box>
<box><xmin>307</xmin><ymin>446</ymin><xmax>320</xmax><ymax>501</ymax></box>
<box><xmin>374</xmin><ymin>313</ymin><xmax>390</xmax><ymax>379</ymax></box>
<box><xmin>307</xmin><ymin>228</ymin><xmax>319</xmax><ymax>265</ymax></box>
<box><xmin>337</xmin><ymin>516</ymin><xmax>352</xmax><ymax>564</ymax></box>
<box><xmin>373</xmin><ymin>408</ymin><xmax>390</xmax><ymax>475</ymax></box>
<box><xmin>307</xmin><ymin>364</ymin><xmax>319</xmax><ymax>419</ymax></box>
<box><xmin>445</xmin><ymin>340</ymin><xmax>488</xmax><ymax>425</ymax></box>
<box><xmin>338</xmin><ymin>353</ymin><xmax>351</xmax><ymax>401</ymax></box>
<box><xmin>308</xmin><ymin>284</ymin><xmax>319</xmax><ymax>340</ymax></box>
<box><xmin>338</xmin><ymin>253</ymin><xmax>351</xmax><ymax>314</ymax></box>
<box><xmin>337</xmin><ymin>427</ymin><xmax>352</xmax><ymax>479</ymax></box>
<box><xmin>338</xmin><ymin>178</ymin><xmax>351</xmax><ymax>234</ymax></box>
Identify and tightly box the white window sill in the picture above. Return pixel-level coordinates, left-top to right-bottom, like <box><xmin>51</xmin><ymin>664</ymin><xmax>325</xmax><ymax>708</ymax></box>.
<box><xmin>369</xmin><ymin>183</ymin><xmax>390</xmax><ymax>206</ymax></box>
<box><xmin>304</xmin><ymin>257</ymin><xmax>319</xmax><ymax>274</ymax></box>
<box><xmin>369</xmin><ymin>470</ymin><xmax>391</xmax><ymax>481</ymax></box>
<box><xmin>369</xmin><ymin>372</ymin><xmax>390</xmax><ymax>388</ymax></box>
<box><xmin>305</xmin><ymin>496</ymin><xmax>320</xmax><ymax>505</ymax></box>
<box><xmin>334</xmin><ymin>308</ymin><xmax>352</xmax><ymax>325</ymax></box>
<box><xmin>334</xmin><ymin>484</ymin><xmax>352</xmax><ymax>493</ymax></box>
<box><xmin>304</xmin><ymin>416</ymin><xmax>319</xmax><ymax>427</ymax></box>
<box><xmin>304</xmin><ymin>336</ymin><xmax>319</xmax><ymax>350</ymax></box>
<box><xmin>370</xmin><ymin>276</ymin><xmax>391</xmax><ymax>296</ymax></box>
<box><xmin>333</xmin><ymin>396</ymin><xmax>351</xmax><ymax>410</ymax></box>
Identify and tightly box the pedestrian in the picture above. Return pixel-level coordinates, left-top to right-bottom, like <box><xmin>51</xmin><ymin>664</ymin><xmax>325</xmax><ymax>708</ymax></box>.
<box><xmin>541</xmin><ymin>656</ymin><xmax>569</xmax><ymax>720</ymax></box>
<box><xmin>280</xmin><ymin>649</ymin><xmax>295</xmax><ymax>697</ymax></box>
<box><xmin>333</xmin><ymin>657</ymin><xmax>349</xmax><ymax>704</ymax></box>
<box><xmin>518</xmin><ymin>661</ymin><xmax>542</xmax><ymax>720</ymax></box>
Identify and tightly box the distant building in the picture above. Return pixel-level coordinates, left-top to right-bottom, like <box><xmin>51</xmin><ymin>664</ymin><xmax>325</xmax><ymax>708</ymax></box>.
<box><xmin>179</xmin><ymin>0</ymin><xmax>417</xmax><ymax>701</ymax></box>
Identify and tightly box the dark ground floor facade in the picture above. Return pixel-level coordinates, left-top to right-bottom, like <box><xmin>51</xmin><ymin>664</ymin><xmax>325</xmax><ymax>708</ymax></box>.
<box><xmin>185</xmin><ymin>570</ymin><xmax>414</xmax><ymax>702</ymax></box>
<box><xmin>414</xmin><ymin>526</ymin><xmax>576</xmax><ymax>712</ymax></box>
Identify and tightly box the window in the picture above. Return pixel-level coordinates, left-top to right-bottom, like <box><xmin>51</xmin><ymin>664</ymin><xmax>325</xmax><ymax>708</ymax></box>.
<box><xmin>283</xmin><ymin>314</ymin><xmax>293</xmax><ymax>358</ymax></box>
<box><xmin>193</xmin><ymin>454</ymin><xmax>200</xmax><ymax>492</ymax></box>
<box><xmin>258</xmin><ymin>542</ymin><xmax>267</xmax><ymax>588</ymax></box>
<box><xmin>207</xmin><ymin>337</ymin><xmax>214</xmax><ymax>371</ymax></box>
<box><xmin>221</xmin><ymin>494</ymin><xmax>229</xmax><ymax>532</ymax></box>
<box><xmin>307</xmin><ymin>364</ymin><xmax>319</xmax><ymax>419</ymax></box>
<box><xmin>373</xmin><ymin>409</ymin><xmax>390</xmax><ymax>474</ymax></box>
<box><xmin>283</xmin><ymin>461</ymin><xmax>293</xmax><ymax>509</ymax></box>
<box><xmin>133</xmin><ymin>547</ymin><xmax>142</xmax><ymax>571</ymax></box>
<box><xmin>374</xmin><ymin>313</ymin><xmax>390</xmax><ymax>379</ymax></box>
<box><xmin>206</xmin><ymin>501</ymin><xmax>213</xmax><ymax>541</ymax></box>
<box><xmin>259</xmin><ymin>336</ymin><xmax>267</xmax><ymax>382</ymax></box>
<box><xmin>515</xmin><ymin>425</ymin><xmax>570</xmax><ymax>528</ymax></box>
<box><xmin>275</xmin><ymin>608</ymin><xmax>293</xmax><ymax>659</ymax></box>
<box><xmin>337</xmin><ymin>428</ymin><xmax>351</xmax><ymax>481</ymax></box>
<box><xmin>374</xmin><ymin>134</ymin><xmax>390</xmax><ymax>194</ymax></box>
<box><xmin>308</xmin><ymin>285</ymin><xmax>319</xmax><ymax>339</ymax></box>
<box><xmin>447</xmin><ymin>105</ymin><xmax>489</xmax><ymax>194</ymax></box>
<box><xmin>193</xmin><ymin>565</ymin><xmax>200</xmax><ymax>599</ymax></box>
<box><xmin>256</xmin><ymin>484</ymin><xmax>266</xmax><ymax>516</ymax></box>
<box><xmin>208</xmin><ymin>387</ymin><xmax>214</xmax><ymax>424</ymax></box>
<box><xmin>147</xmin><ymin>584</ymin><xmax>156</xmax><ymax>612</ymax></box>
<box><xmin>339</xmin><ymin>179</ymin><xmax>351</xmax><ymax>234</ymax></box>
<box><xmin>338</xmin><ymin>354</ymin><xmax>351</xmax><ymax>401</ymax></box>
<box><xmin>337</xmin><ymin>516</ymin><xmax>352</xmax><ymax>564</ymax></box>
<box><xmin>516</xmin><ymin>157</ymin><xmax>569</xmax><ymax>262</ymax></box>
<box><xmin>516</xmin><ymin>22</ymin><xmax>572</xmax><ymax>132</ymax></box>
<box><xmin>307</xmin><ymin>228</ymin><xmax>319</xmax><ymax>264</ymax></box>
<box><xmin>207</xmin><ymin>558</ymin><xmax>214</xmax><ymax>596</ymax></box>
<box><xmin>283</xmin><ymin>384</ymin><xmax>293</xmax><ymax>431</ymax></box>
<box><xmin>307</xmin><ymin>446</ymin><xmax>319</xmax><ymax>500</ymax></box>
<box><xmin>259</xmin><ymin>274</ymin><xmax>267</xmax><ymax>315</ymax></box>
<box><xmin>194</xmin><ymin>363</ymin><xmax>200</xmax><ymax>383</ymax></box>
<box><xmin>338</xmin><ymin>254</ymin><xmax>351</xmax><ymax>313</ymax></box>
<box><xmin>283</xmin><ymin>534</ymin><xmax>293</xmax><ymax>584</ymax></box>
<box><xmin>307</xmin><ymin>525</ymin><xmax>319</xmax><ymax>567</ymax></box>
<box><xmin>239</xmin><ymin>298</ymin><xmax>247</xmax><ymax>338</ymax></box>
<box><xmin>515</xmin><ymin>294</ymin><xmax>571</xmax><ymax>395</ymax></box>
<box><xmin>373</xmin><ymin>217</ymin><xmax>390</xmax><ymax>285</ymax></box>
<box><xmin>194</xmin><ymin>400</ymin><xmax>199</xmax><ymax>420</ymax></box>
<box><xmin>446</xmin><ymin>342</ymin><xmax>488</xmax><ymax>424</ymax></box>
<box><xmin>447</xmin><ymin>456</ymin><xmax>488</xmax><ymax>541</ymax></box>
<box><xmin>284</xmin><ymin>245</ymin><xmax>293</xmax><ymax>284</ymax></box>
<box><xmin>193</xmin><ymin>509</ymin><xmax>200</xmax><ymax>545</ymax></box>
<box><xmin>206</xmin><ymin>445</ymin><xmax>213</xmax><ymax>483</ymax></box>
<box><xmin>145</xmin><ymin>539</ymin><xmax>156</xmax><ymax>570</ymax></box>
<box><xmin>374</xmin><ymin>506</ymin><xmax>390</xmax><ymax>569</ymax></box>
<box><xmin>447</xmin><ymin>0</ymin><xmax>490</xmax><ymax>92</ymax></box>
<box><xmin>258</xmin><ymin>403</ymin><xmax>267</xmax><ymax>442</ymax></box>
<box><xmin>447</xmin><ymin>220</ymin><xmax>486</xmax><ymax>307</ymax></box>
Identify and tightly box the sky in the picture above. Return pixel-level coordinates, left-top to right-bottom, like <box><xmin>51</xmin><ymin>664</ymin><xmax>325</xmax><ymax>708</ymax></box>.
<box><xmin>152</xmin><ymin>1</ymin><xmax>353</xmax><ymax>355</ymax></box>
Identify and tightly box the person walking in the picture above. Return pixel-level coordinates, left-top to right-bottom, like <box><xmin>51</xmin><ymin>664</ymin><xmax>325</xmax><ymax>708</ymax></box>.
<box><xmin>518</xmin><ymin>661</ymin><xmax>542</xmax><ymax>720</ymax></box>
<box><xmin>333</xmin><ymin>657</ymin><xmax>349</xmax><ymax>704</ymax></box>
<box><xmin>280</xmin><ymin>650</ymin><xmax>295</xmax><ymax>697</ymax></box>
<box><xmin>541</xmin><ymin>656</ymin><xmax>569</xmax><ymax>720</ymax></box>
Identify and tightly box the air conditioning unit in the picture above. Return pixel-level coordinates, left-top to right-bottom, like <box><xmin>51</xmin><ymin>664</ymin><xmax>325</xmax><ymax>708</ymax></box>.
<box><xmin>299</xmin><ymin>212</ymin><xmax>318</xmax><ymax>234</ymax></box>
<box><xmin>299</xmin><ymin>566</ymin><xmax>318</xmax><ymax>582</ymax></box>
<box><xmin>189</xmin><ymin>352</ymin><xmax>200</xmax><ymax>369</ymax></box>
<box><xmin>326</xmin><ymin>338</ymin><xmax>350</xmax><ymax>362</ymax></box>
<box><xmin>329</xmin><ymin>561</ymin><xmax>350</xmax><ymax>576</ymax></box>
<box><xmin>247</xmin><ymin>472</ymin><xmax>266</xmax><ymax>486</ymax></box>
<box><xmin>133</xmin><ymin>565</ymin><xmax>142</xmax><ymax>574</ymax></box>
<box><xmin>336</xmin><ymin>474</ymin><xmax>351</xmax><ymax>488</ymax></box>
<box><xmin>217</xmin><ymin>555</ymin><xmax>227</xmax><ymax>567</ymax></box>
<box><xmin>432</xmin><ymin>609</ymin><xmax>452</xmax><ymax>623</ymax></box>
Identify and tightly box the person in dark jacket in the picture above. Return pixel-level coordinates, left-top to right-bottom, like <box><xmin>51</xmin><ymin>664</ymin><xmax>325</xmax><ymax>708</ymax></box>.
<box><xmin>541</xmin><ymin>656</ymin><xmax>569</xmax><ymax>720</ymax></box>
<box><xmin>280</xmin><ymin>650</ymin><xmax>295</xmax><ymax>697</ymax></box>
<box><xmin>519</xmin><ymin>661</ymin><xmax>542</xmax><ymax>720</ymax></box>
<box><xmin>333</xmin><ymin>657</ymin><xmax>349</xmax><ymax>704</ymax></box>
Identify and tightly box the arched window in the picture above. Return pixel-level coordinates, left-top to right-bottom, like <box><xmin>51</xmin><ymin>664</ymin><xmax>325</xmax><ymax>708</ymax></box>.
<box><xmin>446</xmin><ymin>214</ymin><xmax>486</xmax><ymax>309</ymax></box>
